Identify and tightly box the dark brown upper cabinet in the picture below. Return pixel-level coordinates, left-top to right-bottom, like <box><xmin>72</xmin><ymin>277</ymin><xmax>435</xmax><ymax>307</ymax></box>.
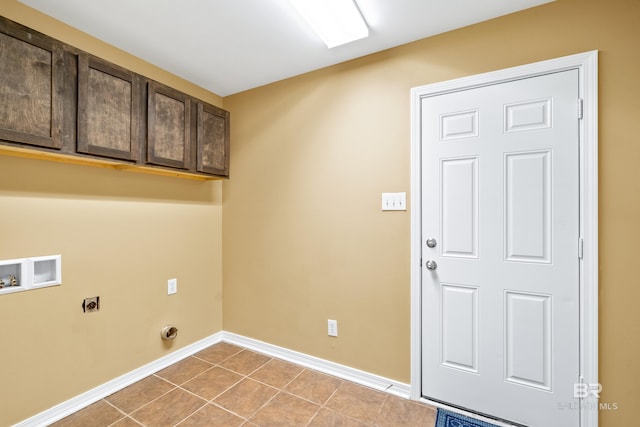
<box><xmin>0</xmin><ymin>16</ymin><xmax>64</xmax><ymax>150</ymax></box>
<box><xmin>196</xmin><ymin>102</ymin><xmax>230</xmax><ymax>176</ymax></box>
<box><xmin>147</xmin><ymin>81</ymin><xmax>191</xmax><ymax>170</ymax></box>
<box><xmin>77</xmin><ymin>55</ymin><xmax>142</xmax><ymax>161</ymax></box>
<box><xmin>0</xmin><ymin>16</ymin><xmax>230</xmax><ymax>179</ymax></box>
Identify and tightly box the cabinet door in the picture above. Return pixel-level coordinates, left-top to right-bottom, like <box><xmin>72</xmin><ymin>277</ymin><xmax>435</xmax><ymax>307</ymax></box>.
<box><xmin>77</xmin><ymin>55</ymin><xmax>141</xmax><ymax>161</ymax></box>
<box><xmin>0</xmin><ymin>17</ymin><xmax>63</xmax><ymax>149</ymax></box>
<box><xmin>196</xmin><ymin>102</ymin><xmax>230</xmax><ymax>176</ymax></box>
<box><xmin>147</xmin><ymin>81</ymin><xmax>191</xmax><ymax>169</ymax></box>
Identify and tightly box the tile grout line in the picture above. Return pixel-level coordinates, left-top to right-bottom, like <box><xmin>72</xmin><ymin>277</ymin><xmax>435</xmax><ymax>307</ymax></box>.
<box><xmin>209</xmin><ymin>400</ymin><xmax>252</xmax><ymax>424</ymax></box>
<box><xmin>206</xmin><ymin>358</ymin><xmax>323</xmax><ymax>426</ymax></box>
<box><xmin>191</xmin><ymin>353</ymin><xmax>277</xmax><ymax>425</ymax></box>
<box><xmin>170</xmin><ymin>399</ymin><xmax>210</xmax><ymax>427</ymax></box>
<box><xmin>231</xmin><ymin>353</ymin><xmax>280</xmax><ymax>424</ymax></box>
<box><xmin>190</xmin><ymin>345</ymin><xmax>245</xmax><ymax>366</ymax></box>
<box><xmin>302</xmin><ymin>382</ymin><xmax>326</xmax><ymax>427</ymax></box>
<box><xmin>163</xmin><ymin>360</ymin><xmax>254</xmax><ymax>426</ymax></box>
<box><xmin>112</xmin><ymin>414</ymin><xmax>144</xmax><ymax>427</ymax></box>
<box><xmin>171</xmin><ymin>344</ymin><xmax>252</xmax><ymax>424</ymax></box>
<box><xmin>166</xmin><ymin>386</ymin><xmax>210</xmax><ymax>427</ymax></box>
<box><xmin>230</xmin><ymin>349</ymin><xmax>273</xmax><ymax>377</ymax></box>
<box><xmin>246</xmin><ymin>364</ymin><xmax>347</xmax><ymax>426</ymax></box>
<box><xmin>246</xmin><ymin>389</ymin><xmax>286</xmax><ymax>425</ymax></box>
<box><xmin>105</xmin><ymin>381</ymin><xmax>172</xmax><ymax>418</ymax></box>
<box><xmin>217</xmin><ymin>351</ymin><xmax>276</xmax><ymax>423</ymax></box>
<box><xmin>304</xmin><ymin>375</ymin><xmax>346</xmax><ymax>427</ymax></box>
<box><xmin>317</xmin><ymin>381</ymin><xmax>385</xmax><ymax>427</ymax></box>
<box><xmin>101</xmin><ymin>399</ymin><xmax>137</xmax><ymax>427</ymax></box>
<box><xmin>149</xmin><ymin>356</ymin><xmax>215</xmax><ymax>388</ymax></box>
<box><xmin>111</xmin><ymin>375</ymin><xmax>194</xmax><ymax>423</ymax></box>
<box><xmin>373</xmin><ymin>393</ymin><xmax>392</xmax><ymax>427</ymax></box>
<box><xmin>246</xmin><ymin>362</ymin><xmax>305</xmax><ymax>395</ymax></box>
<box><xmin>206</xmin><ymin>358</ymin><xmax>310</xmax><ymax>426</ymax></box>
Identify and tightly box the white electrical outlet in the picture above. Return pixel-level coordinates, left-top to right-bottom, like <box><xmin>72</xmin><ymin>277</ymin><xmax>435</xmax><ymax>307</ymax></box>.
<box><xmin>328</xmin><ymin>319</ymin><xmax>338</xmax><ymax>337</ymax></box>
<box><xmin>167</xmin><ymin>278</ymin><xmax>177</xmax><ymax>295</ymax></box>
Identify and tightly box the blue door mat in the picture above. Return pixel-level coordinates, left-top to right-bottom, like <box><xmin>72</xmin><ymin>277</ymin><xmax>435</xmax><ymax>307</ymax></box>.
<box><xmin>436</xmin><ymin>408</ymin><xmax>501</xmax><ymax>427</ymax></box>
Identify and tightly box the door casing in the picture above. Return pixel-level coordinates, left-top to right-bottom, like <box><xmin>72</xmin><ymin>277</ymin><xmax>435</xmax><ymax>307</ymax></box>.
<box><xmin>409</xmin><ymin>51</ymin><xmax>598</xmax><ymax>427</ymax></box>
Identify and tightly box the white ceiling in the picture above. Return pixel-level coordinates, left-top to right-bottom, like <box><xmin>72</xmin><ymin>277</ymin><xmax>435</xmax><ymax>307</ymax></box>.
<box><xmin>19</xmin><ymin>0</ymin><xmax>553</xmax><ymax>96</ymax></box>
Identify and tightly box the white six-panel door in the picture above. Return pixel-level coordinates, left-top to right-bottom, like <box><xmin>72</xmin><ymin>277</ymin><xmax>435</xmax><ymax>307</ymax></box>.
<box><xmin>421</xmin><ymin>70</ymin><xmax>580</xmax><ymax>427</ymax></box>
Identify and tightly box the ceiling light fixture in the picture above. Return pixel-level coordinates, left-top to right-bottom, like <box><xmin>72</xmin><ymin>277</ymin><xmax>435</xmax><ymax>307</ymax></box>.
<box><xmin>288</xmin><ymin>0</ymin><xmax>369</xmax><ymax>48</ymax></box>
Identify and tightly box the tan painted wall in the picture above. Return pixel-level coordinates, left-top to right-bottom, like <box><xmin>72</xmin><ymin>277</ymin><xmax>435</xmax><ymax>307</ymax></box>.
<box><xmin>2</xmin><ymin>0</ymin><xmax>638</xmax><ymax>425</ymax></box>
<box><xmin>0</xmin><ymin>2</ymin><xmax>223</xmax><ymax>426</ymax></box>
<box><xmin>223</xmin><ymin>0</ymin><xmax>639</xmax><ymax>425</ymax></box>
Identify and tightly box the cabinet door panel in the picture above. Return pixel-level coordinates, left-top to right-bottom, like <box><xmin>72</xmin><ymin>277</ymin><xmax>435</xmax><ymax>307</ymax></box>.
<box><xmin>0</xmin><ymin>17</ymin><xmax>63</xmax><ymax>149</ymax></box>
<box><xmin>78</xmin><ymin>55</ymin><xmax>141</xmax><ymax>161</ymax></box>
<box><xmin>197</xmin><ymin>102</ymin><xmax>229</xmax><ymax>176</ymax></box>
<box><xmin>147</xmin><ymin>82</ymin><xmax>190</xmax><ymax>169</ymax></box>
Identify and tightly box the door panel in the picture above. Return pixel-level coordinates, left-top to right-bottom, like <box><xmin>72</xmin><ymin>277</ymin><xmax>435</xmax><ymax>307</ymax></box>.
<box><xmin>441</xmin><ymin>284</ymin><xmax>479</xmax><ymax>373</ymax></box>
<box><xmin>505</xmin><ymin>98</ymin><xmax>551</xmax><ymax>133</ymax></box>
<box><xmin>441</xmin><ymin>110</ymin><xmax>479</xmax><ymax>140</ymax></box>
<box><xmin>505</xmin><ymin>151</ymin><xmax>551</xmax><ymax>262</ymax></box>
<box><xmin>441</xmin><ymin>157</ymin><xmax>479</xmax><ymax>258</ymax></box>
<box><xmin>505</xmin><ymin>291</ymin><xmax>552</xmax><ymax>390</ymax></box>
<box><xmin>421</xmin><ymin>70</ymin><xmax>580</xmax><ymax>427</ymax></box>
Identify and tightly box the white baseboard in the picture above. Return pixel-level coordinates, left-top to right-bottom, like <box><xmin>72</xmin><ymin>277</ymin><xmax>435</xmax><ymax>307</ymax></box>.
<box><xmin>14</xmin><ymin>331</ymin><xmax>410</xmax><ymax>427</ymax></box>
<box><xmin>221</xmin><ymin>332</ymin><xmax>411</xmax><ymax>398</ymax></box>
<box><xmin>14</xmin><ymin>332</ymin><xmax>224</xmax><ymax>427</ymax></box>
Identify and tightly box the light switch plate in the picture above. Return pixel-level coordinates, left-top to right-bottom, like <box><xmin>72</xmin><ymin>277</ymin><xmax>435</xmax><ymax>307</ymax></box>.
<box><xmin>382</xmin><ymin>192</ymin><xmax>406</xmax><ymax>211</ymax></box>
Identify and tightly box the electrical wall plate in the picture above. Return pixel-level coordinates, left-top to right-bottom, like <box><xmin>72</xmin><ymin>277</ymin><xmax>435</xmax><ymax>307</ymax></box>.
<box><xmin>168</xmin><ymin>278</ymin><xmax>177</xmax><ymax>295</ymax></box>
<box><xmin>328</xmin><ymin>319</ymin><xmax>338</xmax><ymax>337</ymax></box>
<box><xmin>381</xmin><ymin>192</ymin><xmax>407</xmax><ymax>211</ymax></box>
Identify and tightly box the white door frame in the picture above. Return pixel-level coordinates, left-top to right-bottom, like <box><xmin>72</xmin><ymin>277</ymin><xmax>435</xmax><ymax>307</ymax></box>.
<box><xmin>410</xmin><ymin>51</ymin><xmax>598</xmax><ymax>427</ymax></box>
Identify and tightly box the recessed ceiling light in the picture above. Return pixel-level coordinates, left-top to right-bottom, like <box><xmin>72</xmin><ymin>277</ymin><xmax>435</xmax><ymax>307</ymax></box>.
<box><xmin>289</xmin><ymin>0</ymin><xmax>369</xmax><ymax>48</ymax></box>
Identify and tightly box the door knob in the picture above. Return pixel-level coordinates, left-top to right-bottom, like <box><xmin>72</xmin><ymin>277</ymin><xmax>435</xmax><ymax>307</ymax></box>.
<box><xmin>425</xmin><ymin>260</ymin><xmax>437</xmax><ymax>270</ymax></box>
<box><xmin>426</xmin><ymin>238</ymin><xmax>437</xmax><ymax>248</ymax></box>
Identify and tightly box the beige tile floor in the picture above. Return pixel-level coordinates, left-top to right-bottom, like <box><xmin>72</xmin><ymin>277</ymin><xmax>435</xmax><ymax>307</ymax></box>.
<box><xmin>51</xmin><ymin>342</ymin><xmax>437</xmax><ymax>427</ymax></box>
